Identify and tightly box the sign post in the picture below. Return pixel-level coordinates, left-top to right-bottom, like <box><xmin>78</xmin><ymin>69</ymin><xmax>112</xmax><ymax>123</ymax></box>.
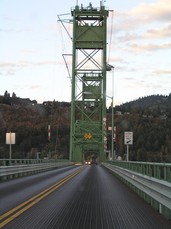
<box><xmin>124</xmin><ymin>131</ymin><xmax>133</xmax><ymax>161</ymax></box>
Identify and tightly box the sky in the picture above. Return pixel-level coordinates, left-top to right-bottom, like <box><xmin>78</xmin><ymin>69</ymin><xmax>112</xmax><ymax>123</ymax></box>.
<box><xmin>0</xmin><ymin>0</ymin><xmax>171</xmax><ymax>105</ymax></box>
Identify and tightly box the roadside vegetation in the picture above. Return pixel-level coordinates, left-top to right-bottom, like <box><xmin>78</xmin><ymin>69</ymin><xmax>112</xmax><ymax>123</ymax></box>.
<box><xmin>0</xmin><ymin>91</ymin><xmax>171</xmax><ymax>162</ymax></box>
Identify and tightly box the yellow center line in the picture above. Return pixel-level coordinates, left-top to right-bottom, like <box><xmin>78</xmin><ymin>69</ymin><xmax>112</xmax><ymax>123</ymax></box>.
<box><xmin>0</xmin><ymin>166</ymin><xmax>85</xmax><ymax>228</ymax></box>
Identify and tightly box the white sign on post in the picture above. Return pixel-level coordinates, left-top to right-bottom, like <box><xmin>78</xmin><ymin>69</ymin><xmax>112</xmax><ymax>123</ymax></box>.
<box><xmin>6</xmin><ymin>133</ymin><xmax>16</xmax><ymax>144</ymax></box>
<box><xmin>6</xmin><ymin>132</ymin><xmax>16</xmax><ymax>160</ymax></box>
<box><xmin>124</xmin><ymin>131</ymin><xmax>133</xmax><ymax>145</ymax></box>
<box><xmin>124</xmin><ymin>131</ymin><xmax>133</xmax><ymax>161</ymax></box>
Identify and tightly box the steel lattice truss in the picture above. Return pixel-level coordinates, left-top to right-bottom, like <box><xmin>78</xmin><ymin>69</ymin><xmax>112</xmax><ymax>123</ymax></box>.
<box><xmin>70</xmin><ymin>3</ymin><xmax>109</xmax><ymax>162</ymax></box>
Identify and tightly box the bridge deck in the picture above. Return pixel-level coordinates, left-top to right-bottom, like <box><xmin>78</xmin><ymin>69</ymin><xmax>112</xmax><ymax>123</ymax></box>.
<box><xmin>0</xmin><ymin>165</ymin><xmax>170</xmax><ymax>229</ymax></box>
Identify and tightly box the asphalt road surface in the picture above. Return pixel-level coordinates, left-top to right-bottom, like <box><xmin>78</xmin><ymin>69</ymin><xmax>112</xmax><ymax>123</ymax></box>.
<box><xmin>0</xmin><ymin>165</ymin><xmax>170</xmax><ymax>229</ymax></box>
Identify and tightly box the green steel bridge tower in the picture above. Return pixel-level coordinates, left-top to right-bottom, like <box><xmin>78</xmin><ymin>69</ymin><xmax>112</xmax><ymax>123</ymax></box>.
<box><xmin>70</xmin><ymin>2</ymin><xmax>109</xmax><ymax>163</ymax></box>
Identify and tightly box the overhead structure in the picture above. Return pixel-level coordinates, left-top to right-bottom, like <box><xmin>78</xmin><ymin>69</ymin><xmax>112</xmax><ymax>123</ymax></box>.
<box><xmin>70</xmin><ymin>2</ymin><xmax>109</xmax><ymax>163</ymax></box>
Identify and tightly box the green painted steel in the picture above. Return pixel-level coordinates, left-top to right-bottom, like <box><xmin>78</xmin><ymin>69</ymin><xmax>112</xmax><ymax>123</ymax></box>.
<box><xmin>107</xmin><ymin>160</ymin><xmax>171</xmax><ymax>182</ymax></box>
<box><xmin>70</xmin><ymin>3</ymin><xmax>109</xmax><ymax>163</ymax></box>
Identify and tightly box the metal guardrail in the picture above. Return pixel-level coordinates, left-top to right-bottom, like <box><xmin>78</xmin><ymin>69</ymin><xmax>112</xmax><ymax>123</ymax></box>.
<box><xmin>0</xmin><ymin>160</ymin><xmax>74</xmax><ymax>181</ymax></box>
<box><xmin>103</xmin><ymin>162</ymin><xmax>171</xmax><ymax>220</ymax></box>
<box><xmin>106</xmin><ymin>160</ymin><xmax>171</xmax><ymax>182</ymax></box>
<box><xmin>0</xmin><ymin>159</ymin><xmax>70</xmax><ymax>166</ymax></box>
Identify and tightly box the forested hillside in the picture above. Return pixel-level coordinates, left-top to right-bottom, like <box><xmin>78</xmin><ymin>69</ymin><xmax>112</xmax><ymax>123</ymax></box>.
<box><xmin>112</xmin><ymin>94</ymin><xmax>171</xmax><ymax>162</ymax></box>
<box><xmin>0</xmin><ymin>92</ymin><xmax>171</xmax><ymax>162</ymax></box>
<box><xmin>0</xmin><ymin>92</ymin><xmax>70</xmax><ymax>159</ymax></box>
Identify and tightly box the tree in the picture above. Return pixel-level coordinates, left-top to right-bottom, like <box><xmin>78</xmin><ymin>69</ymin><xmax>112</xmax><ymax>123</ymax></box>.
<box><xmin>4</xmin><ymin>90</ymin><xmax>10</xmax><ymax>97</ymax></box>
<box><xmin>12</xmin><ymin>92</ymin><xmax>16</xmax><ymax>98</ymax></box>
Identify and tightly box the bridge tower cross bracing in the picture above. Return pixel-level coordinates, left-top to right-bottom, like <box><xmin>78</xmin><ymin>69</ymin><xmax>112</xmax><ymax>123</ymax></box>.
<box><xmin>70</xmin><ymin>2</ymin><xmax>109</xmax><ymax>163</ymax></box>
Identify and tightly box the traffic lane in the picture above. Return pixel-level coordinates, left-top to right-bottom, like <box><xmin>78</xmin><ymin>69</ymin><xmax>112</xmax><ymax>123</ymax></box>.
<box><xmin>0</xmin><ymin>165</ymin><xmax>80</xmax><ymax>214</ymax></box>
<box><xmin>0</xmin><ymin>167</ymin><xmax>85</xmax><ymax>228</ymax></box>
<box><xmin>2</xmin><ymin>165</ymin><xmax>171</xmax><ymax>229</ymax></box>
<box><xmin>0</xmin><ymin>165</ymin><xmax>88</xmax><ymax>229</ymax></box>
<box><xmin>49</xmin><ymin>165</ymin><xmax>171</xmax><ymax>229</ymax></box>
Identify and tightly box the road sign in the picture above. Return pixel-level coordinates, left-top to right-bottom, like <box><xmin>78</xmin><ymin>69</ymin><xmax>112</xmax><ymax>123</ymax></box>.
<box><xmin>6</xmin><ymin>132</ymin><xmax>16</xmax><ymax>160</ymax></box>
<box><xmin>124</xmin><ymin>131</ymin><xmax>133</xmax><ymax>145</ymax></box>
<box><xmin>84</xmin><ymin>133</ymin><xmax>92</xmax><ymax>140</ymax></box>
<box><xmin>6</xmin><ymin>132</ymin><xmax>15</xmax><ymax>144</ymax></box>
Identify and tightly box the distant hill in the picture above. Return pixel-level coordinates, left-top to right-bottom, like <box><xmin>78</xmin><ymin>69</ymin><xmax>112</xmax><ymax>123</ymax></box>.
<box><xmin>112</xmin><ymin>94</ymin><xmax>171</xmax><ymax>162</ymax></box>
<box><xmin>115</xmin><ymin>94</ymin><xmax>171</xmax><ymax>116</ymax></box>
<box><xmin>0</xmin><ymin>93</ymin><xmax>70</xmax><ymax>159</ymax></box>
<box><xmin>0</xmin><ymin>92</ymin><xmax>171</xmax><ymax>162</ymax></box>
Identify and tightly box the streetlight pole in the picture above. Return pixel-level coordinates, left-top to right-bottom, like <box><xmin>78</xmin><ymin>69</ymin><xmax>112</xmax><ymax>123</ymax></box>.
<box><xmin>106</xmin><ymin>64</ymin><xmax>115</xmax><ymax>160</ymax></box>
<box><xmin>106</xmin><ymin>94</ymin><xmax>114</xmax><ymax>160</ymax></box>
<box><xmin>111</xmin><ymin>96</ymin><xmax>114</xmax><ymax>160</ymax></box>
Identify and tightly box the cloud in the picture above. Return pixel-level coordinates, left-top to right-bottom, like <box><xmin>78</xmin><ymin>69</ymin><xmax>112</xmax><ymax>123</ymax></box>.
<box><xmin>0</xmin><ymin>60</ymin><xmax>57</xmax><ymax>75</ymax></box>
<box><xmin>0</xmin><ymin>28</ymin><xmax>32</xmax><ymax>33</ymax></box>
<box><xmin>153</xmin><ymin>69</ymin><xmax>171</xmax><ymax>75</ymax></box>
<box><xmin>28</xmin><ymin>85</ymin><xmax>41</xmax><ymax>90</ymax></box>
<box><xmin>115</xmin><ymin>23</ymin><xmax>171</xmax><ymax>43</ymax></box>
<box><xmin>21</xmin><ymin>49</ymin><xmax>35</xmax><ymax>54</ymax></box>
<box><xmin>129</xmin><ymin>0</ymin><xmax>171</xmax><ymax>23</ymax></box>
<box><xmin>115</xmin><ymin>66</ymin><xmax>138</xmax><ymax>73</ymax></box>
<box><xmin>144</xmin><ymin>23</ymin><xmax>171</xmax><ymax>39</ymax></box>
<box><xmin>111</xmin><ymin>0</ymin><xmax>171</xmax><ymax>59</ymax></box>
<box><xmin>0</xmin><ymin>60</ymin><xmax>57</xmax><ymax>68</ymax></box>
<box><xmin>114</xmin><ymin>0</ymin><xmax>171</xmax><ymax>33</ymax></box>
<box><xmin>108</xmin><ymin>56</ymin><xmax>127</xmax><ymax>64</ymax></box>
<box><xmin>124</xmin><ymin>41</ymin><xmax>171</xmax><ymax>53</ymax></box>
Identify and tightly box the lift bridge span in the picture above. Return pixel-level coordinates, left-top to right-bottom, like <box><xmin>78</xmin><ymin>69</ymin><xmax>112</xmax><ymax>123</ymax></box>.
<box><xmin>69</xmin><ymin>2</ymin><xmax>110</xmax><ymax>163</ymax></box>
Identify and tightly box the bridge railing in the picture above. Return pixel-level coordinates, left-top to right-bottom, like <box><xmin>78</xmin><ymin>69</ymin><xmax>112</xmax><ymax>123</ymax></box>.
<box><xmin>103</xmin><ymin>161</ymin><xmax>171</xmax><ymax>220</ymax></box>
<box><xmin>107</xmin><ymin>160</ymin><xmax>171</xmax><ymax>182</ymax></box>
<box><xmin>0</xmin><ymin>159</ymin><xmax>67</xmax><ymax>166</ymax></box>
<box><xmin>0</xmin><ymin>159</ymin><xmax>74</xmax><ymax>181</ymax></box>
